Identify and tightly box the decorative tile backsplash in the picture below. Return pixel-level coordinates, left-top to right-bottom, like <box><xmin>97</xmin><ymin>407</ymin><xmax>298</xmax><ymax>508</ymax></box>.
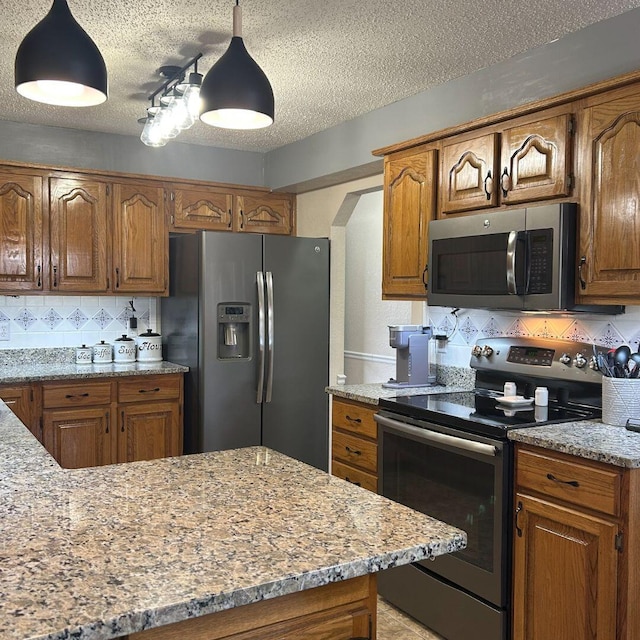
<box><xmin>427</xmin><ymin>305</ymin><xmax>640</xmax><ymax>368</ymax></box>
<box><xmin>0</xmin><ymin>296</ymin><xmax>158</xmax><ymax>349</ymax></box>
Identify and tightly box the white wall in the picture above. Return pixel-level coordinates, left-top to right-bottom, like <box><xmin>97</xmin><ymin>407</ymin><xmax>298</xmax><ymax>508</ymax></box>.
<box><xmin>344</xmin><ymin>191</ymin><xmax>411</xmax><ymax>384</ymax></box>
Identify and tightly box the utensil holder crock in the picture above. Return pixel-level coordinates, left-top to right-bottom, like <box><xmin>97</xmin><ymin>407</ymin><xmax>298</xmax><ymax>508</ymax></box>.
<box><xmin>602</xmin><ymin>377</ymin><xmax>640</xmax><ymax>426</ymax></box>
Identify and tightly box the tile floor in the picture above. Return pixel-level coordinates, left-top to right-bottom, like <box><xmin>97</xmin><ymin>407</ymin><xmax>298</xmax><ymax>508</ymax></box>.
<box><xmin>377</xmin><ymin>596</ymin><xmax>444</xmax><ymax>639</ymax></box>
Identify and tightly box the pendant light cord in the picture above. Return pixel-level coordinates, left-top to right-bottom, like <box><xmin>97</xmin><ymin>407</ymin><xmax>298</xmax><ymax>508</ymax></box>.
<box><xmin>233</xmin><ymin>0</ymin><xmax>242</xmax><ymax>37</ymax></box>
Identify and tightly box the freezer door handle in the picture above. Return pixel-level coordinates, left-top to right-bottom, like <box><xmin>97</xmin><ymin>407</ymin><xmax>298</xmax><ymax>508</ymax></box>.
<box><xmin>265</xmin><ymin>271</ymin><xmax>275</xmax><ymax>403</ymax></box>
<box><xmin>256</xmin><ymin>271</ymin><xmax>266</xmax><ymax>403</ymax></box>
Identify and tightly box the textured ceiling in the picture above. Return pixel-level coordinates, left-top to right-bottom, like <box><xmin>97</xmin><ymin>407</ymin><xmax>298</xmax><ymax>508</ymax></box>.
<box><xmin>2</xmin><ymin>0</ymin><xmax>640</xmax><ymax>153</ymax></box>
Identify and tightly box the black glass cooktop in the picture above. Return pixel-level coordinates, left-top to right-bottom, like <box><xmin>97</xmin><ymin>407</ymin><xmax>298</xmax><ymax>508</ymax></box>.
<box><xmin>378</xmin><ymin>390</ymin><xmax>600</xmax><ymax>439</ymax></box>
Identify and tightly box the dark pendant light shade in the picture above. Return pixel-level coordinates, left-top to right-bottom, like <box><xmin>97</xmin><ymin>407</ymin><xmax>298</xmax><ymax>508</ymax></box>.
<box><xmin>200</xmin><ymin>2</ymin><xmax>274</xmax><ymax>130</ymax></box>
<box><xmin>15</xmin><ymin>0</ymin><xmax>108</xmax><ymax>107</ymax></box>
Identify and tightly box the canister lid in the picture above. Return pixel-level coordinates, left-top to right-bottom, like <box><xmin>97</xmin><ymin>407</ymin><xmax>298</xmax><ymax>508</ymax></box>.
<box><xmin>95</xmin><ymin>340</ymin><xmax>109</xmax><ymax>346</ymax></box>
<box><xmin>115</xmin><ymin>334</ymin><xmax>134</xmax><ymax>342</ymax></box>
<box><xmin>141</xmin><ymin>328</ymin><xmax>160</xmax><ymax>336</ymax></box>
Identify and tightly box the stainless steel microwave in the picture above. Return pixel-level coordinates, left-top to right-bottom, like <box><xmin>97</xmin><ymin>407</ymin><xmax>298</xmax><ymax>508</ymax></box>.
<box><xmin>427</xmin><ymin>203</ymin><xmax>581</xmax><ymax>311</ymax></box>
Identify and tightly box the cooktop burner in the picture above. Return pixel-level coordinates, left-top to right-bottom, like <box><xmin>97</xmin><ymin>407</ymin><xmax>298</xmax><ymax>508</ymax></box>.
<box><xmin>378</xmin><ymin>390</ymin><xmax>600</xmax><ymax>439</ymax></box>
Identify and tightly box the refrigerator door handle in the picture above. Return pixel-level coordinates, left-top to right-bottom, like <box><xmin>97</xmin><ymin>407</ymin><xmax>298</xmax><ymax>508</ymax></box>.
<box><xmin>256</xmin><ymin>271</ymin><xmax>266</xmax><ymax>403</ymax></box>
<box><xmin>265</xmin><ymin>271</ymin><xmax>275</xmax><ymax>403</ymax></box>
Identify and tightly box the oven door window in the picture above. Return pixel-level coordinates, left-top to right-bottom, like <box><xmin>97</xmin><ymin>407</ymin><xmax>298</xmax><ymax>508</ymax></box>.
<box><xmin>379</xmin><ymin>428</ymin><xmax>507</xmax><ymax>604</ymax></box>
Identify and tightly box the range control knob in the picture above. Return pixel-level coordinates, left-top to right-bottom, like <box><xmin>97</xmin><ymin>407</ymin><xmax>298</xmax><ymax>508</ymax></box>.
<box><xmin>481</xmin><ymin>345</ymin><xmax>494</xmax><ymax>358</ymax></box>
<box><xmin>574</xmin><ymin>353</ymin><xmax>587</xmax><ymax>369</ymax></box>
<box><xmin>559</xmin><ymin>353</ymin><xmax>572</xmax><ymax>365</ymax></box>
<box><xmin>471</xmin><ymin>345</ymin><xmax>483</xmax><ymax>358</ymax></box>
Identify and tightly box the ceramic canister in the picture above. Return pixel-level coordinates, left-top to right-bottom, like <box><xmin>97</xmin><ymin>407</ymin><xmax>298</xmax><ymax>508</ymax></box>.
<box><xmin>135</xmin><ymin>329</ymin><xmax>162</xmax><ymax>362</ymax></box>
<box><xmin>92</xmin><ymin>340</ymin><xmax>113</xmax><ymax>363</ymax></box>
<box><xmin>75</xmin><ymin>344</ymin><xmax>92</xmax><ymax>365</ymax></box>
<box><xmin>113</xmin><ymin>334</ymin><xmax>136</xmax><ymax>363</ymax></box>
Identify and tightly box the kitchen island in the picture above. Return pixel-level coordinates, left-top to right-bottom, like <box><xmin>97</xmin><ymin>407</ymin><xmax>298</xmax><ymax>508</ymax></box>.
<box><xmin>0</xmin><ymin>402</ymin><xmax>466</xmax><ymax>640</ymax></box>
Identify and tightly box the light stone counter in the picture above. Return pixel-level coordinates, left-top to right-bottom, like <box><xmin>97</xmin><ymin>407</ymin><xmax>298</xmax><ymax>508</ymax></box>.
<box><xmin>0</xmin><ymin>360</ymin><xmax>188</xmax><ymax>384</ymax></box>
<box><xmin>0</xmin><ymin>403</ymin><xmax>466</xmax><ymax>640</ymax></box>
<box><xmin>509</xmin><ymin>420</ymin><xmax>640</xmax><ymax>468</ymax></box>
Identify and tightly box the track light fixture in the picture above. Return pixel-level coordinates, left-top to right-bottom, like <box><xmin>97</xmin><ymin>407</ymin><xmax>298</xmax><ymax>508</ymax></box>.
<box><xmin>200</xmin><ymin>0</ymin><xmax>274</xmax><ymax>130</ymax></box>
<box><xmin>139</xmin><ymin>54</ymin><xmax>203</xmax><ymax>148</ymax></box>
<box><xmin>14</xmin><ymin>0</ymin><xmax>108</xmax><ymax>107</ymax></box>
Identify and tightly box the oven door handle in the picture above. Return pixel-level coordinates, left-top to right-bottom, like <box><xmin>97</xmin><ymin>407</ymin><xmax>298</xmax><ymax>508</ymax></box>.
<box><xmin>374</xmin><ymin>414</ymin><xmax>498</xmax><ymax>457</ymax></box>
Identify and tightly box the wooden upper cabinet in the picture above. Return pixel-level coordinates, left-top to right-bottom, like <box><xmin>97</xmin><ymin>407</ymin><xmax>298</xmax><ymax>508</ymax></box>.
<box><xmin>441</xmin><ymin>132</ymin><xmax>498</xmax><ymax>213</ymax></box>
<box><xmin>0</xmin><ymin>170</ymin><xmax>44</xmax><ymax>291</ymax></box>
<box><xmin>112</xmin><ymin>181</ymin><xmax>168</xmax><ymax>295</ymax></box>
<box><xmin>236</xmin><ymin>192</ymin><xmax>294</xmax><ymax>235</ymax></box>
<box><xmin>169</xmin><ymin>184</ymin><xmax>233</xmax><ymax>232</ymax></box>
<box><xmin>577</xmin><ymin>84</ymin><xmax>640</xmax><ymax>301</ymax></box>
<box><xmin>382</xmin><ymin>146</ymin><xmax>436</xmax><ymax>299</ymax></box>
<box><xmin>49</xmin><ymin>177</ymin><xmax>109</xmax><ymax>292</ymax></box>
<box><xmin>440</xmin><ymin>109</ymin><xmax>573</xmax><ymax>215</ymax></box>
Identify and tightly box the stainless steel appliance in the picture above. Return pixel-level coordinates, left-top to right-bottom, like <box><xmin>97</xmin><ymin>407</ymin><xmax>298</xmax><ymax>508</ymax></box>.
<box><xmin>382</xmin><ymin>325</ymin><xmax>437</xmax><ymax>389</ymax></box>
<box><xmin>375</xmin><ymin>337</ymin><xmax>603</xmax><ymax>640</ymax></box>
<box><xmin>161</xmin><ymin>231</ymin><xmax>330</xmax><ymax>471</ymax></box>
<box><xmin>427</xmin><ymin>203</ymin><xmax>623</xmax><ymax>313</ymax></box>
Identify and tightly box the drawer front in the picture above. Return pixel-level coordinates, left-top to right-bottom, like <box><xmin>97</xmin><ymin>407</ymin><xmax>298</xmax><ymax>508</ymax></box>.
<box><xmin>43</xmin><ymin>382</ymin><xmax>112</xmax><ymax>408</ymax></box>
<box><xmin>516</xmin><ymin>448</ymin><xmax>621</xmax><ymax>517</ymax></box>
<box><xmin>332</xmin><ymin>431</ymin><xmax>377</xmax><ymax>473</ymax></box>
<box><xmin>332</xmin><ymin>399</ymin><xmax>377</xmax><ymax>439</ymax></box>
<box><xmin>118</xmin><ymin>375</ymin><xmax>181</xmax><ymax>403</ymax></box>
<box><xmin>332</xmin><ymin>460</ymin><xmax>377</xmax><ymax>493</ymax></box>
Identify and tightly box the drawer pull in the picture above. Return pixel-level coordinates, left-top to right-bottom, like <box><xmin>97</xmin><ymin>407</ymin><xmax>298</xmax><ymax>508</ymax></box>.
<box><xmin>344</xmin><ymin>476</ymin><xmax>362</xmax><ymax>487</ymax></box>
<box><xmin>138</xmin><ymin>387</ymin><xmax>161</xmax><ymax>394</ymax></box>
<box><xmin>345</xmin><ymin>446</ymin><xmax>362</xmax><ymax>455</ymax></box>
<box><xmin>345</xmin><ymin>415</ymin><xmax>362</xmax><ymax>424</ymax></box>
<box><xmin>547</xmin><ymin>473</ymin><xmax>580</xmax><ymax>488</ymax></box>
<box><xmin>65</xmin><ymin>393</ymin><xmax>90</xmax><ymax>399</ymax></box>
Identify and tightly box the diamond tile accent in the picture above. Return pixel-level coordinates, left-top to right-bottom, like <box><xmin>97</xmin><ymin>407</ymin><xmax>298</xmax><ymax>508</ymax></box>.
<box><xmin>562</xmin><ymin>320</ymin><xmax>591</xmax><ymax>344</ymax></box>
<box><xmin>0</xmin><ymin>309</ymin><xmax>9</xmax><ymax>322</ymax></box>
<box><xmin>13</xmin><ymin>308</ymin><xmax>38</xmax><ymax>331</ymax></box>
<box><xmin>481</xmin><ymin>317</ymin><xmax>502</xmax><ymax>338</ymax></box>
<box><xmin>116</xmin><ymin>307</ymin><xmax>134</xmax><ymax>328</ymax></box>
<box><xmin>436</xmin><ymin>314</ymin><xmax>456</xmax><ymax>339</ymax></box>
<box><xmin>593</xmin><ymin>323</ymin><xmax>625</xmax><ymax>349</ymax></box>
<box><xmin>458</xmin><ymin>317</ymin><xmax>478</xmax><ymax>344</ymax></box>
<box><xmin>628</xmin><ymin>331</ymin><xmax>640</xmax><ymax>352</ymax></box>
<box><xmin>92</xmin><ymin>309</ymin><xmax>113</xmax><ymax>330</ymax></box>
<box><xmin>506</xmin><ymin>318</ymin><xmax>528</xmax><ymax>337</ymax></box>
<box><xmin>532</xmin><ymin>319</ymin><xmax>557</xmax><ymax>339</ymax></box>
<box><xmin>41</xmin><ymin>308</ymin><xmax>64</xmax><ymax>330</ymax></box>
<box><xmin>67</xmin><ymin>308</ymin><xmax>89</xmax><ymax>330</ymax></box>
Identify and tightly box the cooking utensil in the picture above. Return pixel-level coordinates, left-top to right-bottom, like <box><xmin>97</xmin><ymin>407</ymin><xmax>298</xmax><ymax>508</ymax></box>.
<box><xmin>597</xmin><ymin>353</ymin><xmax>613</xmax><ymax>377</ymax></box>
<box><xmin>615</xmin><ymin>345</ymin><xmax>631</xmax><ymax>375</ymax></box>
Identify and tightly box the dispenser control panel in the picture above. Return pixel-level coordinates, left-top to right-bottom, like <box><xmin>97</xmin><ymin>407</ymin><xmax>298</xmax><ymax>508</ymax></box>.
<box><xmin>217</xmin><ymin>302</ymin><xmax>251</xmax><ymax>360</ymax></box>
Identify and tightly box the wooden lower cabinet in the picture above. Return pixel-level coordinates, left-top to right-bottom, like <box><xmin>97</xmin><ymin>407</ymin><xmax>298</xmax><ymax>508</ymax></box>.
<box><xmin>0</xmin><ymin>383</ymin><xmax>41</xmax><ymax>441</ymax></box>
<box><xmin>512</xmin><ymin>444</ymin><xmax>639</xmax><ymax>640</ymax></box>
<box><xmin>41</xmin><ymin>374</ymin><xmax>183</xmax><ymax>469</ymax></box>
<box><xmin>331</xmin><ymin>397</ymin><xmax>378</xmax><ymax>492</ymax></box>
<box><xmin>126</xmin><ymin>574</ymin><xmax>376</xmax><ymax>640</ymax></box>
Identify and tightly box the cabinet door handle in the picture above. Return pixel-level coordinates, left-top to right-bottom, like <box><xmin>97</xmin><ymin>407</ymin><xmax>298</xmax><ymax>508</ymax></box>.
<box><xmin>578</xmin><ymin>256</ymin><xmax>587</xmax><ymax>290</ymax></box>
<box><xmin>65</xmin><ymin>393</ymin><xmax>90</xmax><ymax>399</ymax></box>
<box><xmin>344</xmin><ymin>477</ymin><xmax>362</xmax><ymax>487</ymax></box>
<box><xmin>121</xmin><ymin>410</ymin><xmax>125</xmax><ymax>432</ymax></box>
<box><xmin>115</xmin><ymin>267</ymin><xmax>120</xmax><ymax>289</ymax></box>
<box><xmin>515</xmin><ymin>501</ymin><xmax>523</xmax><ymax>537</ymax></box>
<box><xmin>138</xmin><ymin>387</ymin><xmax>160</xmax><ymax>394</ymax></box>
<box><xmin>228</xmin><ymin>209</ymin><xmax>232</xmax><ymax>228</ymax></box>
<box><xmin>500</xmin><ymin>167</ymin><xmax>511</xmax><ymax>197</ymax></box>
<box><xmin>52</xmin><ymin>265</ymin><xmax>58</xmax><ymax>288</ymax></box>
<box><xmin>105</xmin><ymin>411</ymin><xmax>110</xmax><ymax>434</ymax></box>
<box><xmin>422</xmin><ymin>264</ymin><xmax>428</xmax><ymax>292</ymax></box>
<box><xmin>36</xmin><ymin>264</ymin><xmax>41</xmax><ymax>288</ymax></box>
<box><xmin>483</xmin><ymin>170</ymin><xmax>493</xmax><ymax>200</ymax></box>
<box><xmin>546</xmin><ymin>473</ymin><xmax>580</xmax><ymax>488</ymax></box>
<box><xmin>240</xmin><ymin>210</ymin><xmax>244</xmax><ymax>229</ymax></box>
<box><xmin>345</xmin><ymin>415</ymin><xmax>362</xmax><ymax>424</ymax></box>
<box><xmin>345</xmin><ymin>446</ymin><xmax>362</xmax><ymax>455</ymax></box>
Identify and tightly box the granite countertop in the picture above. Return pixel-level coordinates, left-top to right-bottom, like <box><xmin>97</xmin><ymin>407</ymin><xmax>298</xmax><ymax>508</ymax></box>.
<box><xmin>326</xmin><ymin>366</ymin><xmax>476</xmax><ymax>405</ymax></box>
<box><xmin>0</xmin><ymin>405</ymin><xmax>466</xmax><ymax>640</ymax></box>
<box><xmin>509</xmin><ymin>420</ymin><xmax>640</xmax><ymax>468</ymax></box>
<box><xmin>0</xmin><ymin>360</ymin><xmax>188</xmax><ymax>384</ymax></box>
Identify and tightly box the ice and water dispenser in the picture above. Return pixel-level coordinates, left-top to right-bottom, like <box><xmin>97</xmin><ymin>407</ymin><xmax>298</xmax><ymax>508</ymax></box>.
<box><xmin>217</xmin><ymin>303</ymin><xmax>251</xmax><ymax>360</ymax></box>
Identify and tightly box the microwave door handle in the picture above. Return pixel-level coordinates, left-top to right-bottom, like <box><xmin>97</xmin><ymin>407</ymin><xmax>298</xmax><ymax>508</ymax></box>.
<box><xmin>506</xmin><ymin>231</ymin><xmax>518</xmax><ymax>295</ymax></box>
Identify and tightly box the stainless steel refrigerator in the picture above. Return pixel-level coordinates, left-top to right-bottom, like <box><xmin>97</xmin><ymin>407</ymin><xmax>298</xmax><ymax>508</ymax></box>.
<box><xmin>161</xmin><ymin>231</ymin><xmax>329</xmax><ymax>470</ymax></box>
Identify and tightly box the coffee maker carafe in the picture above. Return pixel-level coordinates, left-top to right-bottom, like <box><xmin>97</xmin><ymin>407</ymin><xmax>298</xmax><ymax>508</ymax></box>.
<box><xmin>382</xmin><ymin>325</ymin><xmax>436</xmax><ymax>388</ymax></box>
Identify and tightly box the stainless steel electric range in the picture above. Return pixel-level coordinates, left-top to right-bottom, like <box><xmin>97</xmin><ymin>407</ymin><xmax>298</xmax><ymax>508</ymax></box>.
<box><xmin>374</xmin><ymin>337</ymin><xmax>603</xmax><ymax>640</ymax></box>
